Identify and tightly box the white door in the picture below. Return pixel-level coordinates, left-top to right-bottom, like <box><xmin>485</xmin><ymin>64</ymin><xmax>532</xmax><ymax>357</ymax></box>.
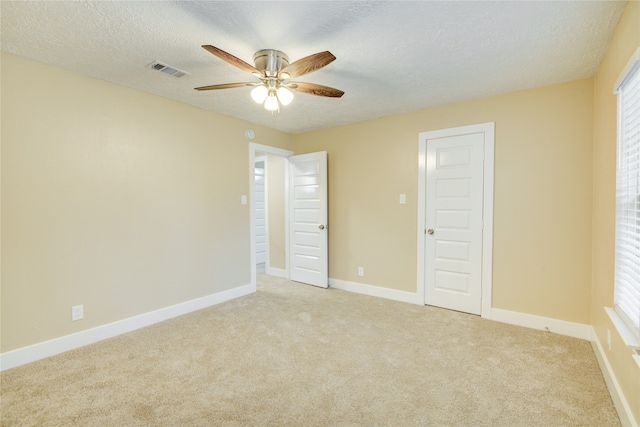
<box><xmin>425</xmin><ymin>133</ymin><xmax>484</xmax><ymax>314</ymax></box>
<box><xmin>254</xmin><ymin>158</ymin><xmax>267</xmax><ymax>265</ymax></box>
<box><xmin>289</xmin><ymin>151</ymin><xmax>328</xmax><ymax>288</ymax></box>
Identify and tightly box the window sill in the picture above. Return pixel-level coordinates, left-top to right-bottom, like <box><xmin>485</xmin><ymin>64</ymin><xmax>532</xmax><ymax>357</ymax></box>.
<box><xmin>605</xmin><ymin>307</ymin><xmax>640</xmax><ymax>350</ymax></box>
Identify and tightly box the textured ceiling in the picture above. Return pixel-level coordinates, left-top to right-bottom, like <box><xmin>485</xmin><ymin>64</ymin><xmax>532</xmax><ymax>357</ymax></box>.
<box><xmin>0</xmin><ymin>1</ymin><xmax>626</xmax><ymax>134</ymax></box>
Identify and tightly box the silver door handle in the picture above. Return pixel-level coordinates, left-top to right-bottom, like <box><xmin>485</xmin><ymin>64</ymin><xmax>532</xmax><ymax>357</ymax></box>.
<box><xmin>427</xmin><ymin>228</ymin><xmax>434</xmax><ymax>235</ymax></box>
<box><xmin>319</xmin><ymin>225</ymin><xmax>326</xmax><ymax>230</ymax></box>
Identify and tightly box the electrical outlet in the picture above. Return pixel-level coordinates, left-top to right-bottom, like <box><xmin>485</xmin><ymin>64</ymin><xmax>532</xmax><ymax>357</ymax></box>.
<box><xmin>72</xmin><ymin>305</ymin><xmax>83</xmax><ymax>321</ymax></box>
<box><xmin>241</xmin><ymin>195</ymin><xmax>247</xmax><ymax>205</ymax></box>
<box><xmin>358</xmin><ymin>267</ymin><xmax>364</xmax><ymax>277</ymax></box>
<box><xmin>399</xmin><ymin>194</ymin><xmax>406</xmax><ymax>204</ymax></box>
<box><xmin>607</xmin><ymin>329</ymin><xmax>612</xmax><ymax>351</ymax></box>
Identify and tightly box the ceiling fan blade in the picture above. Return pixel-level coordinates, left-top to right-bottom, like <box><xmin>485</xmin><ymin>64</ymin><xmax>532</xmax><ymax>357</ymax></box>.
<box><xmin>202</xmin><ymin>45</ymin><xmax>260</xmax><ymax>75</ymax></box>
<box><xmin>195</xmin><ymin>82</ymin><xmax>256</xmax><ymax>91</ymax></box>
<box><xmin>289</xmin><ymin>82</ymin><xmax>344</xmax><ymax>98</ymax></box>
<box><xmin>280</xmin><ymin>51</ymin><xmax>336</xmax><ymax>79</ymax></box>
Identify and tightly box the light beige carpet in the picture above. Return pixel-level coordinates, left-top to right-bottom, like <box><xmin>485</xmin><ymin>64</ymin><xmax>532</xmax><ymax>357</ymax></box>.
<box><xmin>1</xmin><ymin>275</ymin><xmax>620</xmax><ymax>426</ymax></box>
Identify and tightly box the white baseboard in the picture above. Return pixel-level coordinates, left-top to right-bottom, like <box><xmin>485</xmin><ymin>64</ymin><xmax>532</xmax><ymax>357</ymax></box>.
<box><xmin>489</xmin><ymin>309</ymin><xmax>639</xmax><ymax>424</ymax></box>
<box><xmin>592</xmin><ymin>330</ymin><xmax>638</xmax><ymax>427</ymax></box>
<box><xmin>0</xmin><ymin>283</ymin><xmax>254</xmax><ymax>372</ymax></box>
<box><xmin>329</xmin><ymin>278</ymin><xmax>422</xmax><ymax>305</ymax></box>
<box><xmin>490</xmin><ymin>308</ymin><xmax>593</xmax><ymax>341</ymax></box>
<box><xmin>265</xmin><ymin>266</ymin><xmax>287</xmax><ymax>278</ymax></box>
<box><xmin>327</xmin><ymin>281</ymin><xmax>593</xmax><ymax>341</ymax></box>
<box><xmin>328</xmin><ymin>282</ymin><xmax>593</xmax><ymax>340</ymax></box>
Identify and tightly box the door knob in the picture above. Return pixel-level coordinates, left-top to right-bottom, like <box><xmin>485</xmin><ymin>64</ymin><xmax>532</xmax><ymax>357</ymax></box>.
<box><xmin>427</xmin><ymin>228</ymin><xmax>434</xmax><ymax>235</ymax></box>
<box><xmin>319</xmin><ymin>225</ymin><xmax>325</xmax><ymax>230</ymax></box>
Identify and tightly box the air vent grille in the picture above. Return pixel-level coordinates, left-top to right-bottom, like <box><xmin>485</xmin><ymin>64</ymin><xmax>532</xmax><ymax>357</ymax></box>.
<box><xmin>147</xmin><ymin>61</ymin><xmax>190</xmax><ymax>78</ymax></box>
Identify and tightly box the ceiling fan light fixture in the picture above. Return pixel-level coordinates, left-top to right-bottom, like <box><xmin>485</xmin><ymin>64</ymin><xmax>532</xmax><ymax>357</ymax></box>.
<box><xmin>277</xmin><ymin>86</ymin><xmax>294</xmax><ymax>106</ymax></box>
<box><xmin>264</xmin><ymin>92</ymin><xmax>279</xmax><ymax>111</ymax></box>
<box><xmin>251</xmin><ymin>85</ymin><xmax>268</xmax><ymax>103</ymax></box>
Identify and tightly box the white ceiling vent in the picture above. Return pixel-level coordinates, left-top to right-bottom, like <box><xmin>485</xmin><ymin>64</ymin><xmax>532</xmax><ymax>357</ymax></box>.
<box><xmin>147</xmin><ymin>61</ymin><xmax>189</xmax><ymax>78</ymax></box>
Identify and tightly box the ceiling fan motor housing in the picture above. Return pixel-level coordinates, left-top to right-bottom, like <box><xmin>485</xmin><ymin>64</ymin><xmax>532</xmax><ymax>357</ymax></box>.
<box><xmin>253</xmin><ymin>49</ymin><xmax>289</xmax><ymax>76</ymax></box>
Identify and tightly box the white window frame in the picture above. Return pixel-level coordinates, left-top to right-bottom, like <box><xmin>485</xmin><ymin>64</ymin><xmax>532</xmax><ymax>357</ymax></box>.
<box><xmin>609</xmin><ymin>47</ymin><xmax>640</xmax><ymax>358</ymax></box>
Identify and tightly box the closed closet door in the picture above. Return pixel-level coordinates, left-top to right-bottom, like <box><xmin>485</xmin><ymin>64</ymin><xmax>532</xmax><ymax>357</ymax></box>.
<box><xmin>424</xmin><ymin>132</ymin><xmax>484</xmax><ymax>315</ymax></box>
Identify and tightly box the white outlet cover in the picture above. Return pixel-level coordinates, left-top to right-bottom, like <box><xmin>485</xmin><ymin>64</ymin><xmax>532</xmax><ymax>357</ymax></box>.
<box><xmin>241</xmin><ymin>195</ymin><xmax>247</xmax><ymax>205</ymax></box>
<box><xmin>400</xmin><ymin>194</ymin><xmax>406</xmax><ymax>204</ymax></box>
<box><xmin>72</xmin><ymin>305</ymin><xmax>83</xmax><ymax>321</ymax></box>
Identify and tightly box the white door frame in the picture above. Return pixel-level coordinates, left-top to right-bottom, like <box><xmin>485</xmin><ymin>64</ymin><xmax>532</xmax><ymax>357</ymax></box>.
<box><xmin>249</xmin><ymin>143</ymin><xmax>294</xmax><ymax>291</ymax></box>
<box><xmin>417</xmin><ymin>122</ymin><xmax>495</xmax><ymax>319</ymax></box>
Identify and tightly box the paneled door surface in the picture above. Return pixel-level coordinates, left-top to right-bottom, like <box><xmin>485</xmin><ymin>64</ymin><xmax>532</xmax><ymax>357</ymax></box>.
<box><xmin>288</xmin><ymin>151</ymin><xmax>328</xmax><ymax>288</ymax></box>
<box><xmin>425</xmin><ymin>133</ymin><xmax>484</xmax><ymax>314</ymax></box>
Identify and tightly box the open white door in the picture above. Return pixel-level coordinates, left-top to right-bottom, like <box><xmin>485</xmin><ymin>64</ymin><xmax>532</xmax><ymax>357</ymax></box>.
<box><xmin>288</xmin><ymin>151</ymin><xmax>328</xmax><ymax>288</ymax></box>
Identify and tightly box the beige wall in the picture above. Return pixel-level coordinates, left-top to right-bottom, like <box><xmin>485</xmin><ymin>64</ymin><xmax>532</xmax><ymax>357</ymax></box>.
<box><xmin>3</xmin><ymin>8</ymin><xmax>639</xmax><ymax>415</ymax></box>
<box><xmin>266</xmin><ymin>154</ymin><xmax>286</xmax><ymax>270</ymax></box>
<box><xmin>592</xmin><ymin>1</ymin><xmax>640</xmax><ymax>423</ymax></box>
<box><xmin>294</xmin><ymin>77</ymin><xmax>594</xmax><ymax>324</ymax></box>
<box><xmin>0</xmin><ymin>53</ymin><xmax>292</xmax><ymax>352</ymax></box>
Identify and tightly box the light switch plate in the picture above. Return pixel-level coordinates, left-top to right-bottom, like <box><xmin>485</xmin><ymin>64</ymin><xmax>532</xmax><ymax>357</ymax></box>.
<box><xmin>399</xmin><ymin>194</ymin><xmax>406</xmax><ymax>204</ymax></box>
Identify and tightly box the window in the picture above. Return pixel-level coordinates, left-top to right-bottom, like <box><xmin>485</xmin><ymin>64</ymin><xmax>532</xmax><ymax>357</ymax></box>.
<box><xmin>614</xmin><ymin>48</ymin><xmax>640</xmax><ymax>341</ymax></box>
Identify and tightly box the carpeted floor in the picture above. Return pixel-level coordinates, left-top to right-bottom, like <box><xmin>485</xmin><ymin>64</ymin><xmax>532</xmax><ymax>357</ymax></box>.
<box><xmin>1</xmin><ymin>275</ymin><xmax>620</xmax><ymax>426</ymax></box>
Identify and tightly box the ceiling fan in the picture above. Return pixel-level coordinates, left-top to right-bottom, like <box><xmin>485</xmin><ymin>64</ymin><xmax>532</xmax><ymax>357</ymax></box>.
<box><xmin>195</xmin><ymin>45</ymin><xmax>344</xmax><ymax>111</ymax></box>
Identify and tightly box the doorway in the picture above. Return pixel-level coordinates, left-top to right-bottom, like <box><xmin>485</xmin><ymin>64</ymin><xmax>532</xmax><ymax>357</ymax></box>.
<box><xmin>249</xmin><ymin>143</ymin><xmax>329</xmax><ymax>290</ymax></box>
<box><xmin>417</xmin><ymin>122</ymin><xmax>495</xmax><ymax>318</ymax></box>
<box><xmin>250</xmin><ymin>144</ymin><xmax>293</xmax><ymax>289</ymax></box>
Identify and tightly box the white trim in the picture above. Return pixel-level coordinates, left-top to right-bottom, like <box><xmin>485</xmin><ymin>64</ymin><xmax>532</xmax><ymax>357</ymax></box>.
<box><xmin>249</xmin><ymin>143</ymin><xmax>294</xmax><ymax>289</ymax></box>
<box><xmin>250</xmin><ymin>143</ymin><xmax>295</xmax><ymax>158</ymax></box>
<box><xmin>490</xmin><ymin>308</ymin><xmax>593</xmax><ymax>341</ymax></box>
<box><xmin>605</xmin><ymin>307</ymin><xmax>640</xmax><ymax>350</ymax></box>
<box><xmin>249</xmin><ymin>147</ymin><xmax>257</xmax><ymax>290</ymax></box>
<box><xmin>481</xmin><ymin>124</ymin><xmax>495</xmax><ymax>318</ymax></box>
<box><xmin>592</xmin><ymin>329</ymin><xmax>638</xmax><ymax>427</ymax></box>
<box><xmin>329</xmin><ymin>278</ymin><xmax>593</xmax><ymax>342</ymax></box>
<box><xmin>417</xmin><ymin>140</ymin><xmax>427</xmax><ymax>305</ymax></box>
<box><xmin>284</xmin><ymin>158</ymin><xmax>290</xmax><ymax>276</ymax></box>
<box><xmin>417</xmin><ymin>122</ymin><xmax>495</xmax><ymax>319</ymax></box>
<box><xmin>0</xmin><ymin>284</ymin><xmax>253</xmax><ymax>371</ymax></box>
<box><xmin>265</xmin><ymin>267</ymin><xmax>287</xmax><ymax>278</ymax></box>
<box><xmin>614</xmin><ymin>47</ymin><xmax>640</xmax><ymax>93</ymax></box>
<box><xmin>329</xmin><ymin>278</ymin><xmax>422</xmax><ymax>305</ymax></box>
